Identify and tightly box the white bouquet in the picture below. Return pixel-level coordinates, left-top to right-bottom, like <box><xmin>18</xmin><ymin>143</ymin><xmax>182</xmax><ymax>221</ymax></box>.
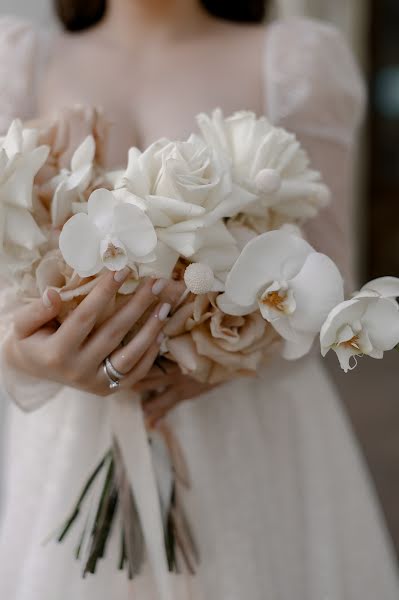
<box><xmin>1</xmin><ymin>107</ymin><xmax>399</xmax><ymax>582</ymax></box>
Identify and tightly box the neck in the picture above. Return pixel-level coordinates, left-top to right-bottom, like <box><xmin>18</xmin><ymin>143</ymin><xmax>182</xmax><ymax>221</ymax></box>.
<box><xmin>99</xmin><ymin>0</ymin><xmax>211</xmax><ymax>48</ymax></box>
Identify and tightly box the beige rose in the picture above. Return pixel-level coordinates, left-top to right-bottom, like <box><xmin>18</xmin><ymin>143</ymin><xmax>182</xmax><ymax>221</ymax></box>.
<box><xmin>164</xmin><ymin>293</ymin><xmax>280</xmax><ymax>384</ymax></box>
<box><xmin>34</xmin><ymin>105</ymin><xmax>109</xmax><ymax>182</ymax></box>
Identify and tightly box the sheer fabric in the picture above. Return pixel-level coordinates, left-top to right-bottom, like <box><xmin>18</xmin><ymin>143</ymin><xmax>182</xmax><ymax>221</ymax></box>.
<box><xmin>0</xmin><ymin>14</ymin><xmax>398</xmax><ymax>600</ymax></box>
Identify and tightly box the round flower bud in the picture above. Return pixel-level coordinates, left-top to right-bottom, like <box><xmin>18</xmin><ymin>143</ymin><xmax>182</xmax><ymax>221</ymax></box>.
<box><xmin>255</xmin><ymin>168</ymin><xmax>281</xmax><ymax>195</ymax></box>
<box><xmin>184</xmin><ymin>263</ymin><xmax>215</xmax><ymax>295</ymax></box>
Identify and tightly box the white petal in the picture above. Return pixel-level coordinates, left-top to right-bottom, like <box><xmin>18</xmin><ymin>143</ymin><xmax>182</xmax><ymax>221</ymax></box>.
<box><xmin>289</xmin><ymin>252</ymin><xmax>344</xmax><ymax>333</ymax></box>
<box><xmin>283</xmin><ymin>332</ymin><xmax>315</xmax><ymax>360</ymax></box>
<box><xmin>216</xmin><ymin>292</ymin><xmax>257</xmax><ymax>316</ymax></box>
<box><xmin>100</xmin><ymin>236</ymin><xmax>128</xmax><ymax>271</ymax></box>
<box><xmin>363</xmin><ymin>298</ymin><xmax>399</xmax><ymax>351</ymax></box>
<box><xmin>334</xmin><ymin>344</ymin><xmax>358</xmax><ymax>373</ymax></box>
<box><xmin>320</xmin><ymin>298</ymin><xmax>371</xmax><ymax>351</ymax></box>
<box><xmin>59</xmin><ymin>213</ymin><xmax>103</xmax><ymax>276</ymax></box>
<box><xmin>2</xmin><ymin>119</ymin><xmax>23</xmax><ymax>157</ymax></box>
<box><xmin>66</xmin><ymin>164</ymin><xmax>93</xmax><ymax>192</ymax></box>
<box><xmin>157</xmin><ymin>228</ymin><xmax>200</xmax><ymax>257</ymax></box>
<box><xmin>71</xmin><ymin>135</ymin><xmax>95</xmax><ymax>172</ymax></box>
<box><xmin>139</xmin><ymin>241</ymin><xmax>178</xmax><ymax>279</ymax></box>
<box><xmin>88</xmin><ymin>189</ymin><xmax>119</xmax><ymax>235</ymax></box>
<box><xmin>225</xmin><ymin>230</ymin><xmax>313</xmax><ymax>307</ymax></box>
<box><xmin>52</xmin><ymin>181</ymin><xmax>74</xmax><ymax>227</ymax></box>
<box><xmin>36</xmin><ymin>252</ymin><xmax>66</xmax><ymax>295</ymax></box>
<box><xmin>112</xmin><ymin>203</ymin><xmax>157</xmax><ymax>258</ymax></box>
<box><xmin>0</xmin><ymin>146</ymin><xmax>49</xmax><ymax>209</ymax></box>
<box><xmin>5</xmin><ymin>205</ymin><xmax>46</xmax><ymax>250</ymax></box>
<box><xmin>121</xmin><ymin>147</ymin><xmax>151</xmax><ymax>197</ymax></box>
<box><xmin>147</xmin><ymin>195</ymin><xmax>205</xmax><ymax>221</ymax></box>
<box><xmin>360</xmin><ymin>276</ymin><xmax>399</xmax><ymax>299</ymax></box>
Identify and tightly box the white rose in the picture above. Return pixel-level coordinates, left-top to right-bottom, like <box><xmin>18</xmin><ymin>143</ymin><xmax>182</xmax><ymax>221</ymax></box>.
<box><xmin>197</xmin><ymin>109</ymin><xmax>330</xmax><ymax>221</ymax></box>
<box><xmin>115</xmin><ymin>134</ymin><xmax>256</xmax><ymax>283</ymax></box>
<box><xmin>0</xmin><ymin>120</ymin><xmax>48</xmax><ymax>266</ymax></box>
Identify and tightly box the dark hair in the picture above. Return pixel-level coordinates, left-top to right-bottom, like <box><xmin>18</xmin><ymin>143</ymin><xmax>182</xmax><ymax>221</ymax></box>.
<box><xmin>54</xmin><ymin>0</ymin><xmax>267</xmax><ymax>32</ymax></box>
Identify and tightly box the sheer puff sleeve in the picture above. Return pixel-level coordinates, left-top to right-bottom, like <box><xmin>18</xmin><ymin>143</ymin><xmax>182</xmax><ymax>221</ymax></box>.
<box><xmin>0</xmin><ymin>17</ymin><xmax>63</xmax><ymax>410</ymax></box>
<box><xmin>265</xmin><ymin>17</ymin><xmax>366</xmax><ymax>287</ymax></box>
<box><xmin>0</xmin><ymin>16</ymin><xmax>39</xmax><ymax>133</ymax></box>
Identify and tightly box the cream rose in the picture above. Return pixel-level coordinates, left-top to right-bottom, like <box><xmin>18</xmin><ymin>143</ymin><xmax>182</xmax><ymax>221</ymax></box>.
<box><xmin>164</xmin><ymin>293</ymin><xmax>280</xmax><ymax>384</ymax></box>
<box><xmin>114</xmin><ymin>134</ymin><xmax>257</xmax><ymax>283</ymax></box>
<box><xmin>197</xmin><ymin>109</ymin><xmax>330</xmax><ymax>222</ymax></box>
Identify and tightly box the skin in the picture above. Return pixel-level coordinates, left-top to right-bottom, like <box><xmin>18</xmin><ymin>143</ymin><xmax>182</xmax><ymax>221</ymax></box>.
<box><xmin>6</xmin><ymin>0</ymin><xmax>265</xmax><ymax>423</ymax></box>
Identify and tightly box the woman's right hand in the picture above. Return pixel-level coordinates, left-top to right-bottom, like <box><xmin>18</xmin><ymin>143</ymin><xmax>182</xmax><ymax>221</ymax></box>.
<box><xmin>4</xmin><ymin>268</ymin><xmax>182</xmax><ymax>396</ymax></box>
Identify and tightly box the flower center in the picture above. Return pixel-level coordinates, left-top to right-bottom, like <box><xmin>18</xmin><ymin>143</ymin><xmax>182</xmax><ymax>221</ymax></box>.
<box><xmin>340</xmin><ymin>335</ymin><xmax>360</xmax><ymax>351</ymax></box>
<box><xmin>100</xmin><ymin>236</ymin><xmax>128</xmax><ymax>272</ymax></box>
<box><xmin>103</xmin><ymin>242</ymin><xmax>124</xmax><ymax>261</ymax></box>
<box><xmin>261</xmin><ymin>290</ymin><xmax>287</xmax><ymax>313</ymax></box>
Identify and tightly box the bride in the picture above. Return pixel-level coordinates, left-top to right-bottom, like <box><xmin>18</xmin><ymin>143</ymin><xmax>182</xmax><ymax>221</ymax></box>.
<box><xmin>0</xmin><ymin>1</ymin><xmax>398</xmax><ymax>598</ymax></box>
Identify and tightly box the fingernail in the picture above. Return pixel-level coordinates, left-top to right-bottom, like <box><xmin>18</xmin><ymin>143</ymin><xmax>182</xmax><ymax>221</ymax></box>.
<box><xmin>114</xmin><ymin>267</ymin><xmax>130</xmax><ymax>283</ymax></box>
<box><xmin>158</xmin><ymin>303</ymin><xmax>171</xmax><ymax>321</ymax></box>
<box><xmin>152</xmin><ymin>279</ymin><xmax>167</xmax><ymax>295</ymax></box>
<box><xmin>157</xmin><ymin>332</ymin><xmax>165</xmax><ymax>345</ymax></box>
<box><xmin>42</xmin><ymin>288</ymin><xmax>53</xmax><ymax>308</ymax></box>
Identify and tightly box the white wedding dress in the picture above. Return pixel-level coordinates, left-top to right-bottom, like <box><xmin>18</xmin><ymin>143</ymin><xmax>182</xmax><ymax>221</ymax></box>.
<box><xmin>0</xmin><ymin>14</ymin><xmax>398</xmax><ymax>600</ymax></box>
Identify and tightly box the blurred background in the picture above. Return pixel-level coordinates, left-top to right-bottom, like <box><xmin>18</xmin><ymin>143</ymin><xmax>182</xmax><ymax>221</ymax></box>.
<box><xmin>1</xmin><ymin>0</ymin><xmax>399</xmax><ymax>558</ymax></box>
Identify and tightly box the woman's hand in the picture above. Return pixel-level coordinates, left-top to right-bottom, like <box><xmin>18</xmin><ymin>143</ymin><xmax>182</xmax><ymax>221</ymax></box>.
<box><xmin>4</xmin><ymin>269</ymin><xmax>183</xmax><ymax>396</ymax></box>
<box><xmin>136</xmin><ymin>361</ymin><xmax>216</xmax><ymax>427</ymax></box>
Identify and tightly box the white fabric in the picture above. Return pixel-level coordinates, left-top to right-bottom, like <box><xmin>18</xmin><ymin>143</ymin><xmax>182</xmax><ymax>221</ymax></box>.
<box><xmin>0</xmin><ymin>14</ymin><xmax>398</xmax><ymax>600</ymax></box>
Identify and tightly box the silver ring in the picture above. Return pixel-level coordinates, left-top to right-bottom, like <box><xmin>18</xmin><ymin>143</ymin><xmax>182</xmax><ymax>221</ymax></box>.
<box><xmin>105</xmin><ymin>356</ymin><xmax>125</xmax><ymax>381</ymax></box>
<box><xmin>103</xmin><ymin>362</ymin><xmax>120</xmax><ymax>391</ymax></box>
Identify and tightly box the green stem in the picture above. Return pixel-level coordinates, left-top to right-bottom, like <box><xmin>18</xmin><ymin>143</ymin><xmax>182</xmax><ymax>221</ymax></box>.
<box><xmin>57</xmin><ymin>450</ymin><xmax>112</xmax><ymax>543</ymax></box>
<box><xmin>83</xmin><ymin>458</ymin><xmax>118</xmax><ymax>576</ymax></box>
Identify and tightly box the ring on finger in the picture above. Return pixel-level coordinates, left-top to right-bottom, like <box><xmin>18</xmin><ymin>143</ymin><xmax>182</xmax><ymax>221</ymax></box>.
<box><xmin>103</xmin><ymin>356</ymin><xmax>124</xmax><ymax>391</ymax></box>
<box><xmin>105</xmin><ymin>356</ymin><xmax>126</xmax><ymax>381</ymax></box>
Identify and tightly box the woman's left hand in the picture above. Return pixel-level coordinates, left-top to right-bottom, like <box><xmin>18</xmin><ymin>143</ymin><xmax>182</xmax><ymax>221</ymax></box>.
<box><xmin>136</xmin><ymin>361</ymin><xmax>215</xmax><ymax>427</ymax></box>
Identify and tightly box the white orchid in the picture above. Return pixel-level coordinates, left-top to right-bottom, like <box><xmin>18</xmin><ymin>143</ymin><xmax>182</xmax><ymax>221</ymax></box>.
<box><xmin>320</xmin><ymin>295</ymin><xmax>399</xmax><ymax>372</ymax></box>
<box><xmin>197</xmin><ymin>109</ymin><xmax>330</xmax><ymax>221</ymax></box>
<box><xmin>114</xmin><ymin>135</ymin><xmax>256</xmax><ymax>282</ymax></box>
<box><xmin>0</xmin><ymin>120</ymin><xmax>48</xmax><ymax>253</ymax></box>
<box><xmin>218</xmin><ymin>230</ymin><xmax>344</xmax><ymax>359</ymax></box>
<box><xmin>59</xmin><ymin>188</ymin><xmax>157</xmax><ymax>277</ymax></box>
<box><xmin>50</xmin><ymin>135</ymin><xmax>96</xmax><ymax>227</ymax></box>
<box><xmin>355</xmin><ymin>276</ymin><xmax>399</xmax><ymax>300</ymax></box>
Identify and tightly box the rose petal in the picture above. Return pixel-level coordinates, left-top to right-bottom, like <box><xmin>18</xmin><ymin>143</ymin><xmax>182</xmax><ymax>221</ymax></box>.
<box><xmin>5</xmin><ymin>205</ymin><xmax>46</xmax><ymax>250</ymax></box>
<box><xmin>70</xmin><ymin>135</ymin><xmax>95</xmax><ymax>172</ymax></box>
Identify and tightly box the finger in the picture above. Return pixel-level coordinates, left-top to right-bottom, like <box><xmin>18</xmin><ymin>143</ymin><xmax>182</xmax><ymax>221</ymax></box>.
<box><xmin>109</xmin><ymin>301</ymin><xmax>171</xmax><ymax>374</ymax></box>
<box><xmin>54</xmin><ymin>268</ymin><xmax>132</xmax><ymax>349</ymax></box>
<box><xmin>143</xmin><ymin>388</ymin><xmax>181</xmax><ymax>427</ymax></box>
<box><xmin>134</xmin><ymin>371</ymin><xmax>180</xmax><ymax>393</ymax></box>
<box><xmin>13</xmin><ymin>289</ymin><xmax>62</xmax><ymax>339</ymax></box>
<box><xmin>144</xmin><ymin>360</ymin><xmax>180</xmax><ymax>378</ymax></box>
<box><xmin>84</xmin><ymin>278</ymin><xmax>168</xmax><ymax>363</ymax></box>
<box><xmin>122</xmin><ymin>340</ymin><xmax>162</xmax><ymax>387</ymax></box>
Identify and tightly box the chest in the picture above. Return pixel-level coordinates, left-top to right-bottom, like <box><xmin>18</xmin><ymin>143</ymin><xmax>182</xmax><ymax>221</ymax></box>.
<box><xmin>39</xmin><ymin>32</ymin><xmax>265</xmax><ymax>167</ymax></box>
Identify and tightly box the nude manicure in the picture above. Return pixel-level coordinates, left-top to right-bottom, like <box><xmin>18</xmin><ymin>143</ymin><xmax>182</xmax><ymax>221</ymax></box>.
<box><xmin>42</xmin><ymin>289</ymin><xmax>53</xmax><ymax>308</ymax></box>
<box><xmin>158</xmin><ymin>303</ymin><xmax>171</xmax><ymax>321</ymax></box>
<box><xmin>157</xmin><ymin>332</ymin><xmax>165</xmax><ymax>345</ymax></box>
<box><xmin>114</xmin><ymin>267</ymin><xmax>130</xmax><ymax>283</ymax></box>
<box><xmin>152</xmin><ymin>279</ymin><xmax>167</xmax><ymax>295</ymax></box>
